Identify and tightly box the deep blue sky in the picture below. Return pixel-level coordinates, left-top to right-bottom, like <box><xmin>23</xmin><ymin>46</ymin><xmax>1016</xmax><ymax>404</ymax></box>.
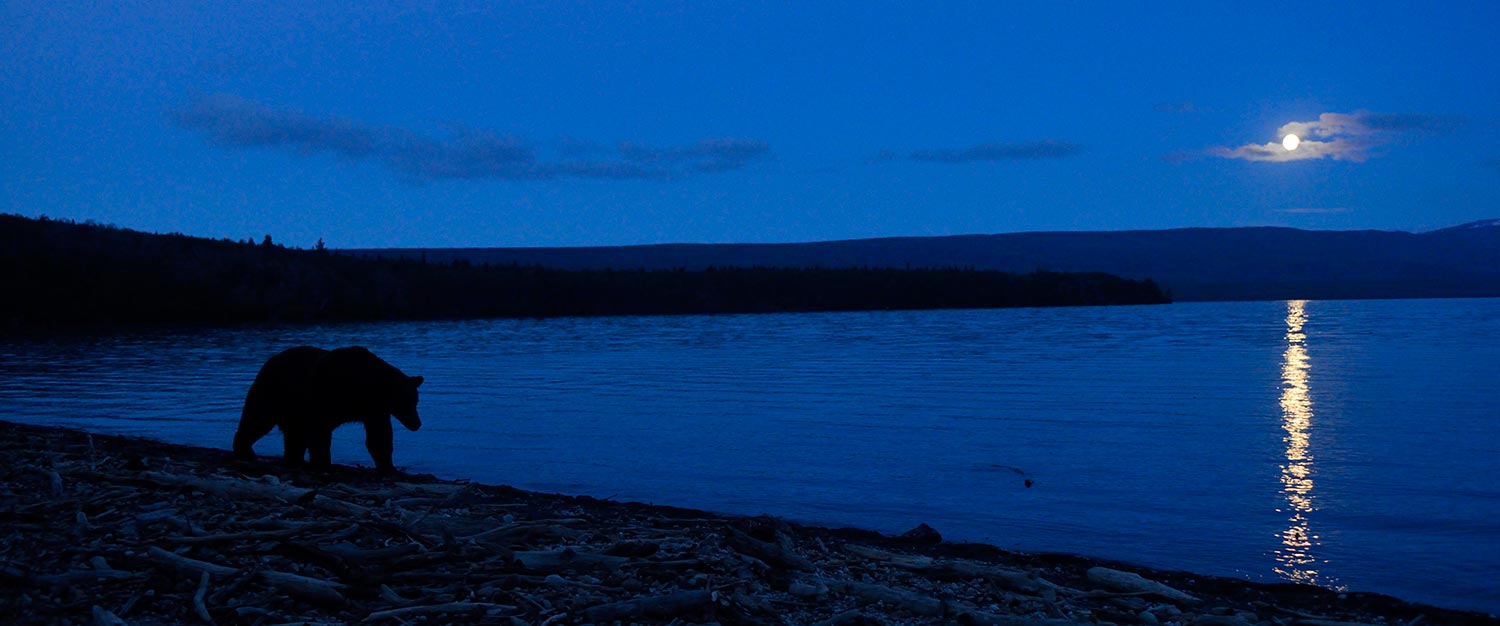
<box><xmin>4</xmin><ymin>1</ymin><xmax>1498</xmax><ymax>248</ymax></box>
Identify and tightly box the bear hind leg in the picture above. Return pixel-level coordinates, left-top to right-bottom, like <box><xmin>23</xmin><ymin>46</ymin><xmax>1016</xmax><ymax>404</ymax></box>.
<box><xmin>308</xmin><ymin>429</ymin><xmax>334</xmax><ymax>470</ymax></box>
<box><xmin>282</xmin><ymin>430</ymin><xmax>309</xmax><ymax>467</ymax></box>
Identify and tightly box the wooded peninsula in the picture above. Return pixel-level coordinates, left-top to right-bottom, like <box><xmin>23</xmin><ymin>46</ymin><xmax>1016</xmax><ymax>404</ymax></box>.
<box><xmin>0</xmin><ymin>214</ymin><xmax>1168</xmax><ymax>329</ymax></box>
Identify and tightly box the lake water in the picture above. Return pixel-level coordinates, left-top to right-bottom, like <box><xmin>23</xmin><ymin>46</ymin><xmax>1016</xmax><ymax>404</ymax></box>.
<box><xmin>2</xmin><ymin>299</ymin><xmax>1498</xmax><ymax>613</ymax></box>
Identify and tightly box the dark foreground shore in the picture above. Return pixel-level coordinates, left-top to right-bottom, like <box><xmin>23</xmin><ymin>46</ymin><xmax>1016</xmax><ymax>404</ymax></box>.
<box><xmin>2</xmin><ymin>420</ymin><xmax>1493</xmax><ymax>626</ymax></box>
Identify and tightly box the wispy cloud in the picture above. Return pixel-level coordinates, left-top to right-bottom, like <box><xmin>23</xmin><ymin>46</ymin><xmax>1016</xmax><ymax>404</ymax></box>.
<box><xmin>618</xmin><ymin>138</ymin><xmax>771</xmax><ymax>173</ymax></box>
<box><xmin>1154</xmin><ymin>102</ymin><xmax>1197</xmax><ymax>114</ymax></box>
<box><xmin>1277</xmin><ymin>207</ymin><xmax>1353</xmax><ymax>214</ymax></box>
<box><xmin>1207</xmin><ymin>110</ymin><xmax>1463</xmax><ymax>163</ymax></box>
<box><xmin>879</xmin><ymin>140</ymin><xmax>1084</xmax><ymax>164</ymax></box>
<box><xmin>172</xmin><ymin>94</ymin><xmax>769</xmax><ymax>181</ymax></box>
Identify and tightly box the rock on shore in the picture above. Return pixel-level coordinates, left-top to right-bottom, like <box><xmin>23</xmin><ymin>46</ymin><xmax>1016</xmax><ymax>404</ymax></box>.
<box><xmin>1</xmin><ymin>420</ymin><xmax>1494</xmax><ymax>626</ymax></box>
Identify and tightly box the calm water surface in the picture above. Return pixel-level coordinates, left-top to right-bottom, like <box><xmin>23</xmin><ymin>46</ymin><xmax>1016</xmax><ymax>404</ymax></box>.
<box><xmin>2</xmin><ymin>299</ymin><xmax>1497</xmax><ymax>613</ymax></box>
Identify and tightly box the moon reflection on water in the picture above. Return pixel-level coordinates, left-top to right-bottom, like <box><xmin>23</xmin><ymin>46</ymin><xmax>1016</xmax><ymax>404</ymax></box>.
<box><xmin>1275</xmin><ymin>300</ymin><xmax>1332</xmax><ymax>587</ymax></box>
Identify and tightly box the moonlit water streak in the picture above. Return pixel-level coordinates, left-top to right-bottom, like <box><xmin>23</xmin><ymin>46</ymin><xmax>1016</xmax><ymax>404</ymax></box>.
<box><xmin>1274</xmin><ymin>300</ymin><xmax>1330</xmax><ymax>586</ymax></box>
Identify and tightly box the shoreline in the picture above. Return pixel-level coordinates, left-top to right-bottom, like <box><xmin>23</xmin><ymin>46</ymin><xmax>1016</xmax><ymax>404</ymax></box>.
<box><xmin>2</xmin><ymin>419</ymin><xmax>1494</xmax><ymax>625</ymax></box>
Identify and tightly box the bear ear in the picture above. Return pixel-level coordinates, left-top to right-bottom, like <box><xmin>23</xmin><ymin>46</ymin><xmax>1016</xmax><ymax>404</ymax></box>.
<box><xmin>410</xmin><ymin>375</ymin><xmax>424</xmax><ymax>388</ymax></box>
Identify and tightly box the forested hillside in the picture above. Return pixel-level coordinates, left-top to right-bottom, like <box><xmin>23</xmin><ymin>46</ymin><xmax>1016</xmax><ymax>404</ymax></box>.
<box><xmin>0</xmin><ymin>214</ymin><xmax>1168</xmax><ymax>329</ymax></box>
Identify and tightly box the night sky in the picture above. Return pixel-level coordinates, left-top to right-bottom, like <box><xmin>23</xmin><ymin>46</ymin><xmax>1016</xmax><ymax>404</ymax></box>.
<box><xmin>4</xmin><ymin>2</ymin><xmax>1498</xmax><ymax>248</ymax></box>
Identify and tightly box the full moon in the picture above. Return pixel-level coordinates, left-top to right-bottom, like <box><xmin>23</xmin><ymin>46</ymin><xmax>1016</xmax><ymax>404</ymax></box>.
<box><xmin>1283</xmin><ymin>134</ymin><xmax>1300</xmax><ymax>151</ymax></box>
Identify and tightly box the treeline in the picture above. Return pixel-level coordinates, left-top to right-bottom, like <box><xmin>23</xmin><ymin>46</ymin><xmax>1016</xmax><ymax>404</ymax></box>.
<box><xmin>0</xmin><ymin>214</ymin><xmax>1168</xmax><ymax>329</ymax></box>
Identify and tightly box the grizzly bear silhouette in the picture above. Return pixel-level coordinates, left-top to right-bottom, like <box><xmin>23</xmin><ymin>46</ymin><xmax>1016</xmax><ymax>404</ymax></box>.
<box><xmin>233</xmin><ymin>346</ymin><xmax>424</xmax><ymax>473</ymax></box>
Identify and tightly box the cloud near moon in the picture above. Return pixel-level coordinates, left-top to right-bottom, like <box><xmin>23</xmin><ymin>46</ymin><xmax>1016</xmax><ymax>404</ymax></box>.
<box><xmin>1206</xmin><ymin>111</ymin><xmax>1462</xmax><ymax>163</ymax></box>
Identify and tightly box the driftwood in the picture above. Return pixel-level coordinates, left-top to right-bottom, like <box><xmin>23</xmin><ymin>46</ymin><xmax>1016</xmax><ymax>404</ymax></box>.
<box><xmin>193</xmin><ymin>570</ymin><xmax>215</xmax><ymax>624</ymax></box>
<box><xmin>726</xmin><ymin>526</ymin><xmax>815</xmax><ymax>571</ymax></box>
<box><xmin>465</xmin><ymin>519</ymin><xmax>587</xmax><ymax>545</ymax></box>
<box><xmin>513</xmin><ymin>547</ymin><xmax>631</xmax><ymax>572</ymax></box>
<box><xmin>91</xmin><ymin>606</ymin><xmax>128</xmax><ymax>626</ymax></box>
<box><xmin>1086</xmin><ymin>566</ymin><xmax>1200</xmax><ymax>604</ymax></box>
<box><xmin>1298</xmin><ymin>621</ymin><xmax>1395</xmax><ymax>626</ymax></box>
<box><xmin>845</xmin><ymin>543</ymin><xmax>1072</xmax><ymax>595</ymax></box>
<box><xmin>2</xmin><ymin>563</ymin><xmax>144</xmax><ymax>587</ymax></box>
<box><xmin>147</xmin><ymin>546</ymin><xmax>348</xmax><ymax>606</ymax></box>
<box><xmin>321</xmin><ymin>540</ymin><xmax>423</xmax><ymax>561</ymax></box>
<box><xmin>361</xmin><ymin>601</ymin><xmax>517</xmax><ymax>622</ymax></box>
<box><xmin>818</xmin><ymin>577</ymin><xmax>952</xmax><ymax>614</ymax></box>
<box><xmin>809</xmin><ymin>609</ymin><xmax>867</xmax><ymax>626</ymax></box>
<box><xmin>166</xmin><ymin>522</ymin><xmax>350</xmax><ymax>544</ymax></box>
<box><xmin>1</xmin><ymin>420</ymin><xmax>1484</xmax><ymax>626</ymax></box>
<box><xmin>136</xmin><ymin>471</ymin><xmax>370</xmax><ymax>517</ymax></box>
<box><xmin>579</xmin><ymin>589</ymin><xmax>713</xmax><ymax>622</ymax></box>
<box><xmin>1193</xmin><ymin>615</ymin><xmax>1258</xmax><ymax>626</ymax></box>
<box><xmin>812</xmin><ymin>577</ymin><xmax>1082</xmax><ymax>626</ymax></box>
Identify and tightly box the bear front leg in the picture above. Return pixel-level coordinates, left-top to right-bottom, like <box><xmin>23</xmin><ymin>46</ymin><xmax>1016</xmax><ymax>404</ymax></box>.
<box><xmin>233</xmin><ymin>422</ymin><xmax>272</xmax><ymax>461</ymax></box>
<box><xmin>364</xmin><ymin>417</ymin><xmax>396</xmax><ymax>473</ymax></box>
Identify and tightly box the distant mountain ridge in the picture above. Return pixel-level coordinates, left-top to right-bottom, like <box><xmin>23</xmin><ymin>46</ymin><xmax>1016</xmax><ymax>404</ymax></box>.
<box><xmin>1429</xmin><ymin>218</ymin><xmax>1500</xmax><ymax>232</ymax></box>
<box><xmin>346</xmin><ymin>220</ymin><xmax>1500</xmax><ymax>302</ymax></box>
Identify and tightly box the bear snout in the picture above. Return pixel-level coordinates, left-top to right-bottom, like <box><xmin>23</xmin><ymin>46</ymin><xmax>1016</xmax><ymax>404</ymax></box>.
<box><xmin>397</xmin><ymin>411</ymin><xmax>422</xmax><ymax>431</ymax></box>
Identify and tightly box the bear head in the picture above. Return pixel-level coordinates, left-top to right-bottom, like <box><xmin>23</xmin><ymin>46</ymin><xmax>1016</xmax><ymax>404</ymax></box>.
<box><xmin>392</xmin><ymin>375</ymin><xmax>424</xmax><ymax>431</ymax></box>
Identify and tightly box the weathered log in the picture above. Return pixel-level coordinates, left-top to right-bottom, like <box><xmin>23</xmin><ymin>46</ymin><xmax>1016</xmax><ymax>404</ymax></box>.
<box><xmin>579</xmin><ymin>589</ymin><xmax>713</xmax><ymax>622</ymax></box>
<box><xmin>380</xmin><ymin>548</ymin><xmax>480</xmax><ymax>573</ymax></box>
<box><xmin>821</xmin><ymin>577</ymin><xmax>947</xmax><ymax>615</ymax></box>
<box><xmin>348</xmin><ymin>482</ymin><xmax>467</xmax><ymax>500</ymax></box>
<box><xmin>844</xmin><ymin>543</ymin><xmax>934</xmax><ymax>568</ymax></box>
<box><xmin>814</xmin><ymin>577</ymin><xmax>1082</xmax><ymax>626</ymax></box>
<box><xmin>2</xmin><ymin>564</ymin><xmax>144</xmax><ymax>587</ymax></box>
<box><xmin>117</xmin><ymin>587</ymin><xmax>147</xmax><ymax>617</ymax></box>
<box><xmin>513</xmin><ymin>548</ymin><xmax>630</xmax><ymax>572</ymax></box>
<box><xmin>167</xmin><ymin>522</ymin><xmax>348</xmax><ymax>545</ymax></box>
<box><xmin>361</xmin><ymin>601</ymin><xmax>516</xmax><ymax>622</ymax></box>
<box><xmin>603</xmin><ymin>539</ymin><xmax>661</xmax><ymax>558</ymax></box>
<box><xmin>136</xmin><ymin>471</ymin><xmax>369</xmax><ymax>518</ymax></box>
<box><xmin>944</xmin><ymin>559</ymin><xmax>1074</xmax><ymax>596</ymax></box>
<box><xmin>146</xmin><ymin>546</ymin><xmax>238</xmax><ymax>577</ymax></box>
<box><xmin>192</xmin><ymin>571</ymin><xmax>214</xmax><ymax>625</ymax></box>
<box><xmin>1191</xmin><ymin>615</ymin><xmax>1257</xmax><ymax>626</ymax></box>
<box><xmin>726</xmin><ymin>527</ymin><xmax>815</xmax><ymax>572</ymax></box>
<box><xmin>378</xmin><ymin>584</ymin><xmax>413</xmax><ymax>605</ymax></box>
<box><xmin>261</xmin><ymin>622</ymin><xmax>343</xmax><ymax>626</ymax></box>
<box><xmin>135</xmin><ymin>508</ymin><xmax>183</xmax><ymax>522</ymax></box>
<box><xmin>844</xmin><ymin>543</ymin><xmax>1068</xmax><ymax>596</ymax></box>
<box><xmin>320</xmin><ymin>541</ymin><xmax>423</xmax><ymax>562</ymax></box>
<box><xmin>91</xmin><ymin>605</ymin><xmax>128</xmax><ymax>626</ymax></box>
<box><xmin>207</xmin><ymin>565</ymin><xmax>261</xmax><ymax>606</ymax></box>
<box><xmin>809</xmin><ymin>609</ymin><xmax>867</xmax><ymax>626</ymax></box>
<box><xmin>1086</xmin><ymin>567</ymin><xmax>1199</xmax><ymax>604</ymax></box>
<box><xmin>1297</xmin><ymin>620</ymin><xmax>1392</xmax><ymax>626</ymax></box>
<box><xmin>463</xmin><ymin>518</ymin><xmax>588</xmax><ymax>544</ymax></box>
<box><xmin>147</xmin><ymin>546</ymin><xmax>347</xmax><ymax>606</ymax></box>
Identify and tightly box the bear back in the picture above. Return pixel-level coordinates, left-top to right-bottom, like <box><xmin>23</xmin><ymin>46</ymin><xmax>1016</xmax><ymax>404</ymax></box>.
<box><xmin>312</xmin><ymin>346</ymin><xmax>422</xmax><ymax>425</ymax></box>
